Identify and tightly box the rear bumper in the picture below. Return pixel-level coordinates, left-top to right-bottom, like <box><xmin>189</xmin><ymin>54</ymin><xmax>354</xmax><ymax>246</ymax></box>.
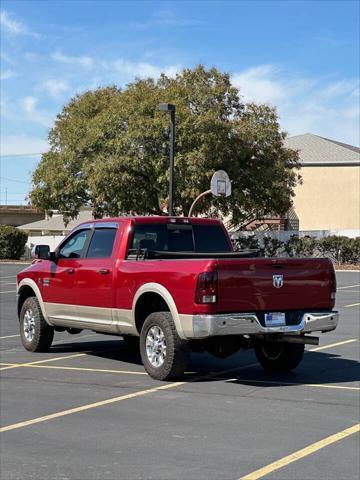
<box><xmin>187</xmin><ymin>311</ymin><xmax>339</xmax><ymax>338</ymax></box>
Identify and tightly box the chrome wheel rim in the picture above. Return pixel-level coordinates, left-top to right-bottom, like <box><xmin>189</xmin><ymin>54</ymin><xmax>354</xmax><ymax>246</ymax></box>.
<box><xmin>23</xmin><ymin>309</ymin><xmax>36</xmax><ymax>342</ymax></box>
<box><xmin>145</xmin><ymin>325</ymin><xmax>167</xmax><ymax>368</ymax></box>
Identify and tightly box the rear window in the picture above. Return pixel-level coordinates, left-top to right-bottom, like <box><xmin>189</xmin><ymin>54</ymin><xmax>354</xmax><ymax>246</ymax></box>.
<box><xmin>193</xmin><ymin>225</ymin><xmax>231</xmax><ymax>252</ymax></box>
<box><xmin>131</xmin><ymin>223</ymin><xmax>231</xmax><ymax>253</ymax></box>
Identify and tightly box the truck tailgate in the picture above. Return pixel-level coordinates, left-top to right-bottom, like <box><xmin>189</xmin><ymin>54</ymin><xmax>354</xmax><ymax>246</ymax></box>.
<box><xmin>216</xmin><ymin>258</ymin><xmax>333</xmax><ymax>312</ymax></box>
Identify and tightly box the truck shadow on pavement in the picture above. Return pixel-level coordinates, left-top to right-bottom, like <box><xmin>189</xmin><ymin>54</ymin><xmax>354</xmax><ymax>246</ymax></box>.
<box><xmin>48</xmin><ymin>337</ymin><xmax>360</xmax><ymax>387</ymax></box>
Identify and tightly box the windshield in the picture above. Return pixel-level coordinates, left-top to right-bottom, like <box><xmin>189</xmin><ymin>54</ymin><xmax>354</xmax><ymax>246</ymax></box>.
<box><xmin>131</xmin><ymin>223</ymin><xmax>232</xmax><ymax>253</ymax></box>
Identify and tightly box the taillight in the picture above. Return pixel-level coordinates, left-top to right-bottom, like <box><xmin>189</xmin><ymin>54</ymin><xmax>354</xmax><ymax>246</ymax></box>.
<box><xmin>330</xmin><ymin>265</ymin><xmax>337</xmax><ymax>301</ymax></box>
<box><xmin>195</xmin><ymin>271</ymin><xmax>218</xmax><ymax>304</ymax></box>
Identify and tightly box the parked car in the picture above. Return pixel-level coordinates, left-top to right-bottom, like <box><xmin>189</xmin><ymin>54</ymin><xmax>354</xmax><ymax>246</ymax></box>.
<box><xmin>17</xmin><ymin>216</ymin><xmax>338</xmax><ymax>380</ymax></box>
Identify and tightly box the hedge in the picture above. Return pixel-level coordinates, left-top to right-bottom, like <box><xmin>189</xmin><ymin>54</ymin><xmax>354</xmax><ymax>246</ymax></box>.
<box><xmin>234</xmin><ymin>234</ymin><xmax>360</xmax><ymax>264</ymax></box>
<box><xmin>0</xmin><ymin>225</ymin><xmax>28</xmax><ymax>260</ymax></box>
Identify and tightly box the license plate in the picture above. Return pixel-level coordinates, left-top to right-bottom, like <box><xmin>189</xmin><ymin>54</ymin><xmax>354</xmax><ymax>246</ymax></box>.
<box><xmin>264</xmin><ymin>312</ymin><xmax>286</xmax><ymax>327</ymax></box>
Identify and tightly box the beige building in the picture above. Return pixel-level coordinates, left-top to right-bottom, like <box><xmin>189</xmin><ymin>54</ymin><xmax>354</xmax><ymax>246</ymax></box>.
<box><xmin>284</xmin><ymin>133</ymin><xmax>360</xmax><ymax>232</ymax></box>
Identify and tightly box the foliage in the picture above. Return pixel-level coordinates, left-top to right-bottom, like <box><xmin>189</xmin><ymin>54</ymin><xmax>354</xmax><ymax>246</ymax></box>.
<box><xmin>263</xmin><ymin>237</ymin><xmax>285</xmax><ymax>257</ymax></box>
<box><xmin>0</xmin><ymin>225</ymin><xmax>28</xmax><ymax>260</ymax></box>
<box><xmin>317</xmin><ymin>236</ymin><xmax>360</xmax><ymax>264</ymax></box>
<box><xmin>30</xmin><ymin>66</ymin><xmax>300</xmax><ymax>225</ymax></box>
<box><xmin>284</xmin><ymin>235</ymin><xmax>317</xmax><ymax>257</ymax></box>
<box><xmin>233</xmin><ymin>233</ymin><xmax>359</xmax><ymax>264</ymax></box>
<box><xmin>233</xmin><ymin>235</ymin><xmax>260</xmax><ymax>251</ymax></box>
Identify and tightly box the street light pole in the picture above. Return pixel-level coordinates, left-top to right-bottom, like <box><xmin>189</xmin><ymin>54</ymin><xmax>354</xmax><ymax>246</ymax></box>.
<box><xmin>158</xmin><ymin>103</ymin><xmax>176</xmax><ymax>216</ymax></box>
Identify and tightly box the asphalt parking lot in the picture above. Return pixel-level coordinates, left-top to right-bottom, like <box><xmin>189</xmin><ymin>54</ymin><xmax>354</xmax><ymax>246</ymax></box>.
<box><xmin>0</xmin><ymin>263</ymin><xmax>359</xmax><ymax>480</ymax></box>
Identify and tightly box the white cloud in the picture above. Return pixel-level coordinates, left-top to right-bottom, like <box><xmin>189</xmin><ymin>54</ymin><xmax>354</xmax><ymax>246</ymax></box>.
<box><xmin>232</xmin><ymin>64</ymin><xmax>360</xmax><ymax>146</ymax></box>
<box><xmin>22</xmin><ymin>96</ymin><xmax>37</xmax><ymax>113</ymax></box>
<box><xmin>0</xmin><ymin>69</ymin><xmax>15</xmax><ymax>80</ymax></box>
<box><xmin>112</xmin><ymin>58</ymin><xmax>181</xmax><ymax>79</ymax></box>
<box><xmin>21</xmin><ymin>96</ymin><xmax>53</xmax><ymax>127</ymax></box>
<box><xmin>0</xmin><ymin>10</ymin><xmax>39</xmax><ymax>38</ymax></box>
<box><xmin>52</xmin><ymin>50</ymin><xmax>94</xmax><ymax>68</ymax></box>
<box><xmin>233</xmin><ymin>65</ymin><xmax>288</xmax><ymax>105</ymax></box>
<box><xmin>0</xmin><ymin>134</ymin><xmax>48</xmax><ymax>156</ymax></box>
<box><xmin>43</xmin><ymin>79</ymin><xmax>69</xmax><ymax>98</ymax></box>
<box><xmin>130</xmin><ymin>9</ymin><xmax>206</xmax><ymax>29</ymax></box>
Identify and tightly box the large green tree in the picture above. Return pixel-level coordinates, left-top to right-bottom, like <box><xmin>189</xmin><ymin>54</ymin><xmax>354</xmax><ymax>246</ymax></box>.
<box><xmin>30</xmin><ymin>66</ymin><xmax>300</xmax><ymax>225</ymax></box>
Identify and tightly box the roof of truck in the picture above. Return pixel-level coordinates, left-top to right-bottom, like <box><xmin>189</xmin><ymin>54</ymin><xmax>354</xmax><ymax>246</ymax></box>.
<box><xmin>79</xmin><ymin>216</ymin><xmax>223</xmax><ymax>226</ymax></box>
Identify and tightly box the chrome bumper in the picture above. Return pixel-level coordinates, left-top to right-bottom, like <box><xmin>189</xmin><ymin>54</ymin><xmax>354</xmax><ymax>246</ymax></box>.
<box><xmin>191</xmin><ymin>311</ymin><xmax>339</xmax><ymax>338</ymax></box>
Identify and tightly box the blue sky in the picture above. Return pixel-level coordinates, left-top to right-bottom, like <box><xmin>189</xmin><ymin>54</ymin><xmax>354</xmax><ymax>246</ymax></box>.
<box><xmin>0</xmin><ymin>0</ymin><xmax>359</xmax><ymax>205</ymax></box>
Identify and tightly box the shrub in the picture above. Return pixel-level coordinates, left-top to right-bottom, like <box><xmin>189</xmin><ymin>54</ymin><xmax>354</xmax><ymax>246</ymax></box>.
<box><xmin>284</xmin><ymin>235</ymin><xmax>317</xmax><ymax>257</ymax></box>
<box><xmin>263</xmin><ymin>237</ymin><xmax>284</xmax><ymax>257</ymax></box>
<box><xmin>234</xmin><ymin>235</ymin><xmax>260</xmax><ymax>251</ymax></box>
<box><xmin>316</xmin><ymin>236</ymin><xmax>359</xmax><ymax>264</ymax></box>
<box><xmin>0</xmin><ymin>225</ymin><xmax>28</xmax><ymax>260</ymax></box>
<box><xmin>336</xmin><ymin>237</ymin><xmax>360</xmax><ymax>264</ymax></box>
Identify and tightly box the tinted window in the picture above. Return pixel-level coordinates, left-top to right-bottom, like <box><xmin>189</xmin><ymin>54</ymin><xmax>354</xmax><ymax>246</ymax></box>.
<box><xmin>58</xmin><ymin>230</ymin><xmax>90</xmax><ymax>259</ymax></box>
<box><xmin>132</xmin><ymin>224</ymin><xmax>168</xmax><ymax>251</ymax></box>
<box><xmin>168</xmin><ymin>225</ymin><xmax>194</xmax><ymax>251</ymax></box>
<box><xmin>193</xmin><ymin>225</ymin><xmax>231</xmax><ymax>252</ymax></box>
<box><xmin>131</xmin><ymin>223</ymin><xmax>231</xmax><ymax>253</ymax></box>
<box><xmin>86</xmin><ymin>228</ymin><xmax>117</xmax><ymax>258</ymax></box>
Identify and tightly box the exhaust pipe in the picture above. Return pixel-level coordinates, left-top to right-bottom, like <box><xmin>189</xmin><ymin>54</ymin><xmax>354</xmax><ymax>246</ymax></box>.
<box><xmin>280</xmin><ymin>335</ymin><xmax>319</xmax><ymax>346</ymax></box>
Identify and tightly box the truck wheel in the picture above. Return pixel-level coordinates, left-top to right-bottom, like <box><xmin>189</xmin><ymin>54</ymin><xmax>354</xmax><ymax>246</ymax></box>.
<box><xmin>20</xmin><ymin>297</ymin><xmax>54</xmax><ymax>352</ymax></box>
<box><xmin>140</xmin><ymin>312</ymin><xmax>190</xmax><ymax>381</ymax></box>
<box><xmin>255</xmin><ymin>341</ymin><xmax>305</xmax><ymax>371</ymax></box>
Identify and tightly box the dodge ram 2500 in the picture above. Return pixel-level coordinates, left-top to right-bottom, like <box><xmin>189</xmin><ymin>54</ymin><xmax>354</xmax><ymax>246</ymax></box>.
<box><xmin>17</xmin><ymin>216</ymin><xmax>338</xmax><ymax>380</ymax></box>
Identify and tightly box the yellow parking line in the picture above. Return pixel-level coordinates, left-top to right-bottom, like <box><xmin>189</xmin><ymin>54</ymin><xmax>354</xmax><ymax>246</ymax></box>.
<box><xmin>239</xmin><ymin>423</ymin><xmax>360</xmax><ymax>480</ymax></box>
<box><xmin>226</xmin><ymin>378</ymin><xmax>359</xmax><ymax>391</ymax></box>
<box><xmin>0</xmin><ymin>363</ymin><xmax>147</xmax><ymax>375</ymax></box>
<box><xmin>0</xmin><ymin>382</ymin><xmax>186</xmax><ymax>433</ymax></box>
<box><xmin>337</xmin><ymin>284</ymin><xmax>360</xmax><ymax>290</ymax></box>
<box><xmin>309</xmin><ymin>338</ymin><xmax>357</xmax><ymax>352</ymax></box>
<box><xmin>344</xmin><ymin>303</ymin><xmax>360</xmax><ymax>308</ymax></box>
<box><xmin>0</xmin><ymin>352</ymin><xmax>89</xmax><ymax>371</ymax></box>
<box><xmin>0</xmin><ymin>361</ymin><xmax>258</xmax><ymax>433</ymax></box>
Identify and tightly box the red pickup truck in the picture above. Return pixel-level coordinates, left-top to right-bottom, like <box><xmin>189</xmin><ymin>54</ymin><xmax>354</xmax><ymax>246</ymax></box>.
<box><xmin>17</xmin><ymin>216</ymin><xmax>338</xmax><ymax>380</ymax></box>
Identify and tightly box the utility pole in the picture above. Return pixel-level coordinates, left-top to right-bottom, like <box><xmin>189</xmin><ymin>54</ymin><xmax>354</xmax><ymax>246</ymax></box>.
<box><xmin>158</xmin><ymin>103</ymin><xmax>176</xmax><ymax>216</ymax></box>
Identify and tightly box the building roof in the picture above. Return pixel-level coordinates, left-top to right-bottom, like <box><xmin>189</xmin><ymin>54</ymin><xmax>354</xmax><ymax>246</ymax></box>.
<box><xmin>18</xmin><ymin>209</ymin><xmax>94</xmax><ymax>233</ymax></box>
<box><xmin>284</xmin><ymin>133</ymin><xmax>360</xmax><ymax>166</ymax></box>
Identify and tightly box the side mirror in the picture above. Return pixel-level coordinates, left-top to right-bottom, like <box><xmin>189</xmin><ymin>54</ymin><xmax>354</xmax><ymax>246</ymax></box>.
<box><xmin>31</xmin><ymin>245</ymin><xmax>50</xmax><ymax>260</ymax></box>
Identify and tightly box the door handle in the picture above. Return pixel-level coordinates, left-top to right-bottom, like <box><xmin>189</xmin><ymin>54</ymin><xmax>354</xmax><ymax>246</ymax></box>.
<box><xmin>98</xmin><ymin>268</ymin><xmax>110</xmax><ymax>275</ymax></box>
<box><xmin>66</xmin><ymin>268</ymin><xmax>75</xmax><ymax>275</ymax></box>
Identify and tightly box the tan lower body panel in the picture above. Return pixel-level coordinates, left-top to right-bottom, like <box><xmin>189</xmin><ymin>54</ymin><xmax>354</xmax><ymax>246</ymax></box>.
<box><xmin>44</xmin><ymin>303</ymin><xmax>137</xmax><ymax>335</ymax></box>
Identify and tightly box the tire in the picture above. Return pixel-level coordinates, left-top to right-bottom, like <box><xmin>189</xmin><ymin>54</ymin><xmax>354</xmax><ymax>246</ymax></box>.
<box><xmin>140</xmin><ymin>312</ymin><xmax>190</xmax><ymax>381</ymax></box>
<box><xmin>255</xmin><ymin>341</ymin><xmax>305</xmax><ymax>372</ymax></box>
<box><xmin>122</xmin><ymin>335</ymin><xmax>140</xmax><ymax>350</ymax></box>
<box><xmin>20</xmin><ymin>296</ymin><xmax>54</xmax><ymax>352</ymax></box>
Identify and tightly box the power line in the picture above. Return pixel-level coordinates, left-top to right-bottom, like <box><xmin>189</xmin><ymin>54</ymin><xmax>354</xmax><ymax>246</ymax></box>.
<box><xmin>0</xmin><ymin>188</ymin><xmax>29</xmax><ymax>193</ymax></box>
<box><xmin>0</xmin><ymin>152</ymin><xmax>44</xmax><ymax>158</ymax></box>
<box><xmin>0</xmin><ymin>177</ymin><xmax>30</xmax><ymax>184</ymax></box>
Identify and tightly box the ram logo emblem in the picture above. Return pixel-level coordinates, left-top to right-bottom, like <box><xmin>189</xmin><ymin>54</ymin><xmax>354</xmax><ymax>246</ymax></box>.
<box><xmin>273</xmin><ymin>274</ymin><xmax>284</xmax><ymax>288</ymax></box>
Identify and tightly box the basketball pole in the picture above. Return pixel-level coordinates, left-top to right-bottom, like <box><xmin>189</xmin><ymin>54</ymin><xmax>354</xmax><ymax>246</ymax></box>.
<box><xmin>188</xmin><ymin>189</ymin><xmax>212</xmax><ymax>217</ymax></box>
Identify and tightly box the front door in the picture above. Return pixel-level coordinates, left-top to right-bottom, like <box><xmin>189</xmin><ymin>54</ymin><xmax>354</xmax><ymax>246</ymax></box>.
<box><xmin>42</xmin><ymin>228</ymin><xmax>91</xmax><ymax>323</ymax></box>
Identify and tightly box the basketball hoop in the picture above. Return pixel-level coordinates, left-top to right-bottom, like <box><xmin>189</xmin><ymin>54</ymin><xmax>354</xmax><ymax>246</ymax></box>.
<box><xmin>211</xmin><ymin>170</ymin><xmax>231</xmax><ymax>197</ymax></box>
<box><xmin>188</xmin><ymin>170</ymin><xmax>232</xmax><ymax>216</ymax></box>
